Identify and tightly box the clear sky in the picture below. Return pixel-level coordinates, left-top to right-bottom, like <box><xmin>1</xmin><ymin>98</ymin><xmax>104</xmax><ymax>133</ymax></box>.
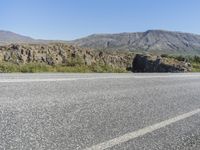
<box><xmin>1</xmin><ymin>0</ymin><xmax>200</xmax><ymax>40</ymax></box>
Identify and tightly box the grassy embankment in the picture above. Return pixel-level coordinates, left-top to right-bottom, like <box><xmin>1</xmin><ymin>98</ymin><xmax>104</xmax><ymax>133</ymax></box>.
<box><xmin>1</xmin><ymin>53</ymin><xmax>200</xmax><ymax>73</ymax></box>
<box><xmin>0</xmin><ymin>62</ymin><xmax>127</xmax><ymax>73</ymax></box>
<box><xmin>0</xmin><ymin>52</ymin><xmax>128</xmax><ymax>73</ymax></box>
<box><xmin>0</xmin><ymin>50</ymin><xmax>129</xmax><ymax>73</ymax></box>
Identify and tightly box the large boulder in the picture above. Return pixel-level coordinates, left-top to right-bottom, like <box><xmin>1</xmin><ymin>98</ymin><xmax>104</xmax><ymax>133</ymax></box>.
<box><xmin>132</xmin><ymin>54</ymin><xmax>191</xmax><ymax>72</ymax></box>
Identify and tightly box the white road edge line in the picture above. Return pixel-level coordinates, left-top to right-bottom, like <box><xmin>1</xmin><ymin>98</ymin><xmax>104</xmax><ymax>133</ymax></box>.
<box><xmin>0</xmin><ymin>74</ymin><xmax>200</xmax><ymax>83</ymax></box>
<box><xmin>134</xmin><ymin>74</ymin><xmax>200</xmax><ymax>78</ymax></box>
<box><xmin>0</xmin><ymin>77</ymin><xmax>134</xmax><ymax>83</ymax></box>
<box><xmin>84</xmin><ymin>108</ymin><xmax>200</xmax><ymax>150</ymax></box>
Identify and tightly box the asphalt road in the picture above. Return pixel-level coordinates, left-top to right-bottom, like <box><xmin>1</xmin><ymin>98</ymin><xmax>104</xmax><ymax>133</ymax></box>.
<box><xmin>0</xmin><ymin>73</ymin><xmax>200</xmax><ymax>150</ymax></box>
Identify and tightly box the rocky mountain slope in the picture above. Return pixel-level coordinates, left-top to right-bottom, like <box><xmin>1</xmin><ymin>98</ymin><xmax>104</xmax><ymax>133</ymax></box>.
<box><xmin>71</xmin><ymin>30</ymin><xmax>200</xmax><ymax>55</ymax></box>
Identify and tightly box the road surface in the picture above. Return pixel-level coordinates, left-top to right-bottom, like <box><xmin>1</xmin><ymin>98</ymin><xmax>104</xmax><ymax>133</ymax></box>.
<box><xmin>0</xmin><ymin>73</ymin><xmax>200</xmax><ymax>150</ymax></box>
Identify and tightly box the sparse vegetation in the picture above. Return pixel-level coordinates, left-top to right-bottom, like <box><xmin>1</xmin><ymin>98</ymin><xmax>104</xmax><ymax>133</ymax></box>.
<box><xmin>161</xmin><ymin>54</ymin><xmax>200</xmax><ymax>72</ymax></box>
<box><xmin>0</xmin><ymin>43</ymin><xmax>132</xmax><ymax>73</ymax></box>
<box><xmin>0</xmin><ymin>62</ymin><xmax>127</xmax><ymax>73</ymax></box>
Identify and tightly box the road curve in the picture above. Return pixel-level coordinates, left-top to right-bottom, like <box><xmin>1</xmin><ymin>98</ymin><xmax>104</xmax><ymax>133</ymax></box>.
<box><xmin>0</xmin><ymin>73</ymin><xmax>200</xmax><ymax>150</ymax></box>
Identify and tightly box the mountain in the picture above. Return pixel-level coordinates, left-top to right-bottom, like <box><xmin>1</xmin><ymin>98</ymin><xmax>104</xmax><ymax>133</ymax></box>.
<box><xmin>0</xmin><ymin>30</ymin><xmax>36</xmax><ymax>45</ymax></box>
<box><xmin>0</xmin><ymin>30</ymin><xmax>56</xmax><ymax>45</ymax></box>
<box><xmin>71</xmin><ymin>30</ymin><xmax>200</xmax><ymax>55</ymax></box>
<box><xmin>2</xmin><ymin>30</ymin><xmax>200</xmax><ymax>55</ymax></box>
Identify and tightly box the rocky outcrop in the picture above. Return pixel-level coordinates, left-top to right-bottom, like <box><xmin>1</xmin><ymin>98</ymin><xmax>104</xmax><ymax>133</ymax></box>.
<box><xmin>0</xmin><ymin>43</ymin><xmax>133</xmax><ymax>69</ymax></box>
<box><xmin>0</xmin><ymin>43</ymin><xmax>194</xmax><ymax>72</ymax></box>
<box><xmin>132</xmin><ymin>54</ymin><xmax>191</xmax><ymax>72</ymax></box>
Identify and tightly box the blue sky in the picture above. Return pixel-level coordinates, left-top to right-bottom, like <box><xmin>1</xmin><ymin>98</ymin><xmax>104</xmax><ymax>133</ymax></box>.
<box><xmin>1</xmin><ymin>0</ymin><xmax>200</xmax><ymax>40</ymax></box>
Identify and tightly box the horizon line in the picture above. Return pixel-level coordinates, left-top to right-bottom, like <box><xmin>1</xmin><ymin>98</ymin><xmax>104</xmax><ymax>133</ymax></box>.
<box><xmin>1</xmin><ymin>29</ymin><xmax>200</xmax><ymax>41</ymax></box>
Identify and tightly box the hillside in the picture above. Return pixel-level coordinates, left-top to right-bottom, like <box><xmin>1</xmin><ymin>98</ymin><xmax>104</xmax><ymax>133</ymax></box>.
<box><xmin>71</xmin><ymin>30</ymin><xmax>200</xmax><ymax>55</ymax></box>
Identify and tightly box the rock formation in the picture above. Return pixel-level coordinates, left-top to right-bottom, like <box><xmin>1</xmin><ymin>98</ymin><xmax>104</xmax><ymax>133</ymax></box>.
<box><xmin>0</xmin><ymin>43</ymin><xmax>193</xmax><ymax>72</ymax></box>
<box><xmin>132</xmin><ymin>54</ymin><xmax>191</xmax><ymax>72</ymax></box>
<box><xmin>0</xmin><ymin>43</ymin><xmax>133</xmax><ymax>69</ymax></box>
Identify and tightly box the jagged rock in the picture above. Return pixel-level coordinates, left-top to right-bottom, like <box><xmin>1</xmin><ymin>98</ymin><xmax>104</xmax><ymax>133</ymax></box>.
<box><xmin>46</xmin><ymin>55</ymin><xmax>54</xmax><ymax>65</ymax></box>
<box><xmin>0</xmin><ymin>43</ymin><xmax>195</xmax><ymax>72</ymax></box>
<box><xmin>10</xmin><ymin>44</ymin><xmax>20</xmax><ymax>50</ymax></box>
<box><xmin>4</xmin><ymin>52</ymin><xmax>11</xmax><ymax>61</ymax></box>
<box><xmin>99</xmin><ymin>51</ymin><xmax>103</xmax><ymax>57</ymax></box>
<box><xmin>132</xmin><ymin>54</ymin><xmax>191</xmax><ymax>72</ymax></box>
<box><xmin>0</xmin><ymin>43</ymin><xmax>133</xmax><ymax>70</ymax></box>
